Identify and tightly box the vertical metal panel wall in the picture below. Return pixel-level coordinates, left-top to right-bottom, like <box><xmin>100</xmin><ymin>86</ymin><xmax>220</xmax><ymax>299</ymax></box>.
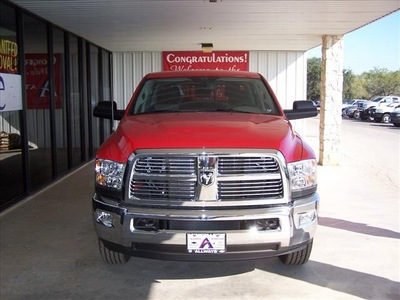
<box><xmin>112</xmin><ymin>52</ymin><xmax>162</xmax><ymax>109</ymax></box>
<box><xmin>249</xmin><ymin>51</ymin><xmax>307</xmax><ymax>133</ymax></box>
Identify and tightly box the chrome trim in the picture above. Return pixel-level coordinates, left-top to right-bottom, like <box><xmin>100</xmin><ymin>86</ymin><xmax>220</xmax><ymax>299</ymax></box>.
<box><xmin>127</xmin><ymin>149</ymin><xmax>289</xmax><ymax>205</ymax></box>
<box><xmin>92</xmin><ymin>192</ymin><xmax>319</xmax><ymax>251</ymax></box>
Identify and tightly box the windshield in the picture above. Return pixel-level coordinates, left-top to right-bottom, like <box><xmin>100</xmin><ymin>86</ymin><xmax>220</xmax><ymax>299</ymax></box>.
<box><xmin>130</xmin><ymin>76</ymin><xmax>280</xmax><ymax>115</ymax></box>
<box><xmin>372</xmin><ymin>97</ymin><xmax>384</xmax><ymax>102</ymax></box>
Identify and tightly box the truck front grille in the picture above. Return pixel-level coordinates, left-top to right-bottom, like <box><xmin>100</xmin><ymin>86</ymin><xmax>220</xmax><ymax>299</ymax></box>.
<box><xmin>129</xmin><ymin>153</ymin><xmax>284</xmax><ymax>202</ymax></box>
<box><xmin>219</xmin><ymin>157</ymin><xmax>279</xmax><ymax>174</ymax></box>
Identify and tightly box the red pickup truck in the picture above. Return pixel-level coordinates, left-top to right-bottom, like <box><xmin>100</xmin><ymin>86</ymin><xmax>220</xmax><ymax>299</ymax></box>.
<box><xmin>92</xmin><ymin>70</ymin><xmax>319</xmax><ymax>265</ymax></box>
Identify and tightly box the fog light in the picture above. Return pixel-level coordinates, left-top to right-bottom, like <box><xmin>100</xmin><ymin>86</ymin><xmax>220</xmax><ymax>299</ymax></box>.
<box><xmin>298</xmin><ymin>210</ymin><xmax>316</xmax><ymax>228</ymax></box>
<box><xmin>134</xmin><ymin>218</ymin><xmax>159</xmax><ymax>231</ymax></box>
<box><xmin>96</xmin><ymin>212</ymin><xmax>114</xmax><ymax>228</ymax></box>
<box><xmin>255</xmin><ymin>218</ymin><xmax>279</xmax><ymax>231</ymax></box>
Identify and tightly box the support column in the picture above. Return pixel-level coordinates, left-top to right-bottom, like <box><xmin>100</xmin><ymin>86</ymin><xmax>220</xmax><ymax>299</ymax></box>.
<box><xmin>319</xmin><ymin>35</ymin><xmax>344</xmax><ymax>166</ymax></box>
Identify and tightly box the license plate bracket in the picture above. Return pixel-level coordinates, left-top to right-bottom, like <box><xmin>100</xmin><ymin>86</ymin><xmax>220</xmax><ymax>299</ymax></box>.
<box><xmin>186</xmin><ymin>233</ymin><xmax>226</xmax><ymax>254</ymax></box>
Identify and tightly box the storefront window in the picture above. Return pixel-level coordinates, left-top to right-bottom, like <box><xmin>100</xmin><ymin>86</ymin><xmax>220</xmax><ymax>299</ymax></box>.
<box><xmin>68</xmin><ymin>35</ymin><xmax>82</xmax><ymax>167</ymax></box>
<box><xmin>0</xmin><ymin>2</ymin><xmax>24</xmax><ymax>209</ymax></box>
<box><xmin>23</xmin><ymin>13</ymin><xmax>53</xmax><ymax>189</ymax></box>
<box><xmin>102</xmin><ymin>49</ymin><xmax>112</xmax><ymax>139</ymax></box>
<box><xmin>0</xmin><ymin>2</ymin><xmax>113</xmax><ymax>211</ymax></box>
<box><xmin>89</xmin><ymin>45</ymin><xmax>100</xmax><ymax>151</ymax></box>
<box><xmin>53</xmin><ymin>27</ymin><xmax>68</xmax><ymax>174</ymax></box>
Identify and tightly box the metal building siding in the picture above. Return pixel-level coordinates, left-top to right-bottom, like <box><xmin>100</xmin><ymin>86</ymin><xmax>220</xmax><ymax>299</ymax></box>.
<box><xmin>249</xmin><ymin>51</ymin><xmax>306</xmax><ymax>108</ymax></box>
<box><xmin>249</xmin><ymin>51</ymin><xmax>307</xmax><ymax>134</ymax></box>
<box><xmin>112</xmin><ymin>52</ymin><xmax>162</xmax><ymax>109</ymax></box>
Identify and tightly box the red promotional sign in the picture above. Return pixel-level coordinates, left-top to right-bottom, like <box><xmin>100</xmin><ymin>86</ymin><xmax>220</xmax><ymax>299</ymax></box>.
<box><xmin>25</xmin><ymin>53</ymin><xmax>62</xmax><ymax>109</ymax></box>
<box><xmin>163</xmin><ymin>51</ymin><xmax>249</xmax><ymax>72</ymax></box>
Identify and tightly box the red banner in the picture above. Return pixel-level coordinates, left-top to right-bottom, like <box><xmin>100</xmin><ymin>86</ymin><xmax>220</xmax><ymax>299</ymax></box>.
<box><xmin>162</xmin><ymin>51</ymin><xmax>249</xmax><ymax>72</ymax></box>
<box><xmin>25</xmin><ymin>53</ymin><xmax>62</xmax><ymax>109</ymax></box>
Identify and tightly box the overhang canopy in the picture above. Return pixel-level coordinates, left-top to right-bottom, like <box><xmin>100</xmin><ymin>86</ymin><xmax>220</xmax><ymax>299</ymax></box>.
<box><xmin>7</xmin><ymin>0</ymin><xmax>400</xmax><ymax>52</ymax></box>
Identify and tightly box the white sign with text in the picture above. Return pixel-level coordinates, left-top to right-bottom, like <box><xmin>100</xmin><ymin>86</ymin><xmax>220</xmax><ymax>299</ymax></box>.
<box><xmin>0</xmin><ymin>72</ymin><xmax>22</xmax><ymax>112</ymax></box>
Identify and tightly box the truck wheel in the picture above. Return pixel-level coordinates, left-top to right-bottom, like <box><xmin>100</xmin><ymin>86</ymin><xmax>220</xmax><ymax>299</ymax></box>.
<box><xmin>373</xmin><ymin>117</ymin><xmax>381</xmax><ymax>123</ymax></box>
<box><xmin>353</xmin><ymin>111</ymin><xmax>360</xmax><ymax>119</ymax></box>
<box><xmin>382</xmin><ymin>114</ymin><xmax>390</xmax><ymax>124</ymax></box>
<box><xmin>98</xmin><ymin>239</ymin><xmax>130</xmax><ymax>264</ymax></box>
<box><xmin>279</xmin><ymin>239</ymin><xmax>313</xmax><ymax>265</ymax></box>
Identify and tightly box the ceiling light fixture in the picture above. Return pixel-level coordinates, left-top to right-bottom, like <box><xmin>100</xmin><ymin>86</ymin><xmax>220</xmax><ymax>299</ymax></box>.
<box><xmin>201</xmin><ymin>43</ymin><xmax>213</xmax><ymax>53</ymax></box>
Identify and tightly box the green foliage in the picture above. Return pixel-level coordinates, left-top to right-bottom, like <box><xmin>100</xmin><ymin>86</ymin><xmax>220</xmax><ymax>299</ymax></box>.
<box><xmin>343</xmin><ymin>69</ymin><xmax>355</xmax><ymax>100</ymax></box>
<box><xmin>361</xmin><ymin>68</ymin><xmax>400</xmax><ymax>97</ymax></box>
<box><xmin>307</xmin><ymin>57</ymin><xmax>321</xmax><ymax>101</ymax></box>
<box><xmin>307</xmin><ymin>59</ymin><xmax>400</xmax><ymax>100</ymax></box>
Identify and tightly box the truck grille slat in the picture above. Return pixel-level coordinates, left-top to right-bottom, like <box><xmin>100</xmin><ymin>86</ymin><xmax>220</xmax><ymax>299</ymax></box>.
<box><xmin>219</xmin><ymin>179</ymin><xmax>283</xmax><ymax>199</ymax></box>
<box><xmin>131</xmin><ymin>180</ymin><xmax>196</xmax><ymax>199</ymax></box>
<box><xmin>129</xmin><ymin>154</ymin><xmax>284</xmax><ymax>202</ymax></box>
<box><xmin>219</xmin><ymin>157</ymin><xmax>279</xmax><ymax>174</ymax></box>
<box><xmin>134</xmin><ymin>157</ymin><xmax>196</xmax><ymax>175</ymax></box>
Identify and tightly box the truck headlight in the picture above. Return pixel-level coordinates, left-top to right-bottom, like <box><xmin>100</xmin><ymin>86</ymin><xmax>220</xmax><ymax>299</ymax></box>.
<box><xmin>95</xmin><ymin>159</ymin><xmax>125</xmax><ymax>190</ymax></box>
<box><xmin>376</xmin><ymin>108</ymin><xmax>383</xmax><ymax>113</ymax></box>
<box><xmin>287</xmin><ymin>159</ymin><xmax>317</xmax><ymax>198</ymax></box>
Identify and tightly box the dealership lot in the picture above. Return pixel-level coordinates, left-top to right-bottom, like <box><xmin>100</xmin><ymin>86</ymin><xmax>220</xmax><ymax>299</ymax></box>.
<box><xmin>1</xmin><ymin>116</ymin><xmax>399</xmax><ymax>300</ymax></box>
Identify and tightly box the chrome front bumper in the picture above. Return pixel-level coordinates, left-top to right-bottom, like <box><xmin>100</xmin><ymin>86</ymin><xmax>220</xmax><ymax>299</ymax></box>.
<box><xmin>92</xmin><ymin>193</ymin><xmax>319</xmax><ymax>261</ymax></box>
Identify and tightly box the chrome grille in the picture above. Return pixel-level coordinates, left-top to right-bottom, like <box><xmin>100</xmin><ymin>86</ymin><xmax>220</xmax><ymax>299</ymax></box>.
<box><xmin>218</xmin><ymin>179</ymin><xmax>283</xmax><ymax>199</ymax></box>
<box><xmin>134</xmin><ymin>156</ymin><xmax>196</xmax><ymax>175</ymax></box>
<box><xmin>129</xmin><ymin>153</ymin><xmax>284</xmax><ymax>202</ymax></box>
<box><xmin>218</xmin><ymin>157</ymin><xmax>279</xmax><ymax>174</ymax></box>
<box><xmin>131</xmin><ymin>179</ymin><xmax>196</xmax><ymax>199</ymax></box>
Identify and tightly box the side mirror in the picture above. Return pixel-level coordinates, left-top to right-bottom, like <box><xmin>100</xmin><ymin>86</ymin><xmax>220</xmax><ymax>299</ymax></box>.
<box><xmin>284</xmin><ymin>100</ymin><xmax>318</xmax><ymax>120</ymax></box>
<box><xmin>93</xmin><ymin>101</ymin><xmax>124</xmax><ymax>120</ymax></box>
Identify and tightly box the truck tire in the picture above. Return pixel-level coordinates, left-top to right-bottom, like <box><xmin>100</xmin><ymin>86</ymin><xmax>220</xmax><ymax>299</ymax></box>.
<box><xmin>98</xmin><ymin>239</ymin><xmax>130</xmax><ymax>264</ymax></box>
<box><xmin>278</xmin><ymin>239</ymin><xmax>313</xmax><ymax>265</ymax></box>
<box><xmin>353</xmin><ymin>111</ymin><xmax>360</xmax><ymax>119</ymax></box>
<box><xmin>382</xmin><ymin>114</ymin><xmax>390</xmax><ymax>124</ymax></box>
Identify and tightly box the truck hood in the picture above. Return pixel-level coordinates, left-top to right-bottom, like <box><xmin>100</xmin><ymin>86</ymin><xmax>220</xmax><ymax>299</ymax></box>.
<box><xmin>97</xmin><ymin>112</ymin><xmax>311</xmax><ymax>163</ymax></box>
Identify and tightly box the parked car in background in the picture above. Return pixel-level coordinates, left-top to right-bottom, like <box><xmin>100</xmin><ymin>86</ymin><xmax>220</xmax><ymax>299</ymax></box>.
<box><xmin>371</xmin><ymin>103</ymin><xmax>400</xmax><ymax>123</ymax></box>
<box><xmin>356</xmin><ymin>96</ymin><xmax>399</xmax><ymax>122</ymax></box>
<box><xmin>313</xmin><ymin>100</ymin><xmax>320</xmax><ymax>107</ymax></box>
<box><xmin>390</xmin><ymin>106</ymin><xmax>400</xmax><ymax>127</ymax></box>
<box><xmin>342</xmin><ymin>100</ymin><xmax>368</xmax><ymax>118</ymax></box>
<box><xmin>344</xmin><ymin>105</ymin><xmax>358</xmax><ymax>118</ymax></box>
<box><xmin>359</xmin><ymin>105</ymin><xmax>376</xmax><ymax>121</ymax></box>
<box><xmin>357</xmin><ymin>95</ymin><xmax>399</xmax><ymax>111</ymax></box>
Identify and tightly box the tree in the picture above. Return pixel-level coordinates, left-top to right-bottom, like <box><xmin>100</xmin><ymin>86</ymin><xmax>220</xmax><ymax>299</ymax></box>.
<box><xmin>343</xmin><ymin>69</ymin><xmax>355</xmax><ymax>100</ymax></box>
<box><xmin>307</xmin><ymin>57</ymin><xmax>321</xmax><ymax>101</ymax></box>
<box><xmin>307</xmin><ymin>60</ymin><xmax>400</xmax><ymax>101</ymax></box>
<box><xmin>363</xmin><ymin>68</ymin><xmax>400</xmax><ymax>97</ymax></box>
<box><xmin>351</xmin><ymin>76</ymin><xmax>369</xmax><ymax>99</ymax></box>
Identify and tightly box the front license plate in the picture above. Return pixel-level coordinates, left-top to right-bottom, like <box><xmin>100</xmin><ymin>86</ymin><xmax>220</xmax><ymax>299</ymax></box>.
<box><xmin>187</xmin><ymin>233</ymin><xmax>226</xmax><ymax>254</ymax></box>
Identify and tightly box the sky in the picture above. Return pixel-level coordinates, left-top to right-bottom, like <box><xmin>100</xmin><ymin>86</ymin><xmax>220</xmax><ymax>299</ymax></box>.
<box><xmin>306</xmin><ymin>10</ymin><xmax>400</xmax><ymax>75</ymax></box>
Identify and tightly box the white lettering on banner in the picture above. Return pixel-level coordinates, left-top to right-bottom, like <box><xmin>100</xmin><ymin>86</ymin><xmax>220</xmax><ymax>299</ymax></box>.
<box><xmin>163</xmin><ymin>51</ymin><xmax>249</xmax><ymax>72</ymax></box>
<box><xmin>0</xmin><ymin>72</ymin><xmax>23</xmax><ymax>112</ymax></box>
<box><xmin>166</xmin><ymin>53</ymin><xmax>248</xmax><ymax>64</ymax></box>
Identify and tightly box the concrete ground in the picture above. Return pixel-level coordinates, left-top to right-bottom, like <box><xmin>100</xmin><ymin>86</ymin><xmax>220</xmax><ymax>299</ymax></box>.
<box><xmin>1</xmin><ymin>117</ymin><xmax>399</xmax><ymax>300</ymax></box>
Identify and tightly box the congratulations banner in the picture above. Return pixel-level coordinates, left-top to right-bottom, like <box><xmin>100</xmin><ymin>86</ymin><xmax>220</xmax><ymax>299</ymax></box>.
<box><xmin>162</xmin><ymin>51</ymin><xmax>249</xmax><ymax>71</ymax></box>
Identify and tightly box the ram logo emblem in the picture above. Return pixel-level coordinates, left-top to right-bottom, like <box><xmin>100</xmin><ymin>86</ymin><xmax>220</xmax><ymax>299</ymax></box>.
<box><xmin>199</xmin><ymin>171</ymin><xmax>214</xmax><ymax>186</ymax></box>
